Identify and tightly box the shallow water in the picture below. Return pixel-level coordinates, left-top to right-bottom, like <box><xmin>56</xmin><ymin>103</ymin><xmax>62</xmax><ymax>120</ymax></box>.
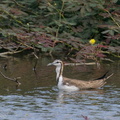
<box><xmin>0</xmin><ymin>56</ymin><xmax>120</xmax><ymax>120</ymax></box>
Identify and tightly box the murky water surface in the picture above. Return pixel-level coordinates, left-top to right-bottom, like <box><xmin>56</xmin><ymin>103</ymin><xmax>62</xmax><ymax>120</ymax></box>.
<box><xmin>0</xmin><ymin>56</ymin><xmax>120</xmax><ymax>120</ymax></box>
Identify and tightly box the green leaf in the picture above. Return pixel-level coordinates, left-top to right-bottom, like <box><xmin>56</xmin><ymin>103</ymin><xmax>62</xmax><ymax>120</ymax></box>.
<box><xmin>62</xmin><ymin>20</ymin><xmax>76</xmax><ymax>26</ymax></box>
<box><xmin>112</xmin><ymin>0</ymin><xmax>118</xmax><ymax>3</ymax></box>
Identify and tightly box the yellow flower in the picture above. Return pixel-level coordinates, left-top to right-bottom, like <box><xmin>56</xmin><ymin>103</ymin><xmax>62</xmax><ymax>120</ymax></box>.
<box><xmin>89</xmin><ymin>39</ymin><xmax>96</xmax><ymax>45</ymax></box>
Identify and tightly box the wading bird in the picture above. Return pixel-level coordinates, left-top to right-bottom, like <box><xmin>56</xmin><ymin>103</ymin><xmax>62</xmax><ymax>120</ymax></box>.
<box><xmin>48</xmin><ymin>60</ymin><xmax>113</xmax><ymax>91</ymax></box>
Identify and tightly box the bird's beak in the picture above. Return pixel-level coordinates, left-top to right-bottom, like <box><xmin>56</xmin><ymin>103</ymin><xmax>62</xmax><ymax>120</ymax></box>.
<box><xmin>47</xmin><ymin>63</ymin><xmax>53</xmax><ymax>66</ymax></box>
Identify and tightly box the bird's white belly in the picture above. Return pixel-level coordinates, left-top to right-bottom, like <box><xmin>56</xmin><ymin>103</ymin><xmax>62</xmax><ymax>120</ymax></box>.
<box><xmin>57</xmin><ymin>76</ymin><xmax>79</xmax><ymax>91</ymax></box>
<box><xmin>58</xmin><ymin>84</ymin><xmax>79</xmax><ymax>91</ymax></box>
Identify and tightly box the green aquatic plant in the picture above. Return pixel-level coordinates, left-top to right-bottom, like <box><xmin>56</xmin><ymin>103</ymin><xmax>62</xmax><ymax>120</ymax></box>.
<box><xmin>0</xmin><ymin>0</ymin><xmax>120</xmax><ymax>59</ymax></box>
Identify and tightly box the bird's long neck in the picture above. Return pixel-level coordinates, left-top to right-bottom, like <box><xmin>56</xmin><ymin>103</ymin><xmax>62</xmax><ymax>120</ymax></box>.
<box><xmin>56</xmin><ymin>62</ymin><xmax>63</xmax><ymax>82</ymax></box>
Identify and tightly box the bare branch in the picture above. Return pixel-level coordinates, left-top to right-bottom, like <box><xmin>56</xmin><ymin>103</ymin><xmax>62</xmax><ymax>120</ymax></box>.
<box><xmin>0</xmin><ymin>71</ymin><xmax>21</xmax><ymax>85</ymax></box>
<box><xmin>0</xmin><ymin>50</ymin><xmax>24</xmax><ymax>57</ymax></box>
<box><xmin>33</xmin><ymin>48</ymin><xmax>39</xmax><ymax>71</ymax></box>
<box><xmin>33</xmin><ymin>52</ymin><xmax>39</xmax><ymax>59</ymax></box>
<box><xmin>65</xmin><ymin>62</ymin><xmax>96</xmax><ymax>66</ymax></box>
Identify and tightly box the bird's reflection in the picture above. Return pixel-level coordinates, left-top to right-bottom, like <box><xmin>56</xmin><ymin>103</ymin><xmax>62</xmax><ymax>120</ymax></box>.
<box><xmin>57</xmin><ymin>89</ymin><xmax>105</xmax><ymax>104</ymax></box>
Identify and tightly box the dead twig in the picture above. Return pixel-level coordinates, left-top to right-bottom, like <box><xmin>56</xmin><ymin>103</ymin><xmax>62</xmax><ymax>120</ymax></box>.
<box><xmin>65</xmin><ymin>62</ymin><xmax>96</xmax><ymax>66</ymax></box>
<box><xmin>81</xmin><ymin>115</ymin><xmax>89</xmax><ymax>120</ymax></box>
<box><xmin>3</xmin><ymin>64</ymin><xmax>8</xmax><ymax>71</ymax></box>
<box><xmin>0</xmin><ymin>71</ymin><xmax>21</xmax><ymax>85</ymax></box>
<box><xmin>33</xmin><ymin>49</ymin><xmax>39</xmax><ymax>71</ymax></box>
<box><xmin>0</xmin><ymin>50</ymin><xmax>24</xmax><ymax>57</ymax></box>
<box><xmin>33</xmin><ymin>59</ymin><xmax>38</xmax><ymax>71</ymax></box>
<box><xmin>33</xmin><ymin>52</ymin><xmax>39</xmax><ymax>59</ymax></box>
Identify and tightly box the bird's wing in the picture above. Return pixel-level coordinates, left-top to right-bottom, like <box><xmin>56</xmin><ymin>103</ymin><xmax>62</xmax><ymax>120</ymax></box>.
<box><xmin>63</xmin><ymin>73</ymin><xmax>113</xmax><ymax>89</ymax></box>
<box><xmin>63</xmin><ymin>77</ymin><xmax>105</xmax><ymax>89</ymax></box>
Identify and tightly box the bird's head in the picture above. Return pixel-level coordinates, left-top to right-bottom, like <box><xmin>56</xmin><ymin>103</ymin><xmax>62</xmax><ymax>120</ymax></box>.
<box><xmin>47</xmin><ymin>60</ymin><xmax>63</xmax><ymax>67</ymax></box>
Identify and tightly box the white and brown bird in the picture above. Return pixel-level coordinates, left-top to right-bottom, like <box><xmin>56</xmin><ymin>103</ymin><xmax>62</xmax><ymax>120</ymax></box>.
<box><xmin>47</xmin><ymin>60</ymin><xmax>113</xmax><ymax>91</ymax></box>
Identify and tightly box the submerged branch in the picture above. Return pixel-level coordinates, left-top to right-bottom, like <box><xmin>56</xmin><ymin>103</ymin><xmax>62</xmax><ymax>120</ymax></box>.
<box><xmin>81</xmin><ymin>115</ymin><xmax>89</xmax><ymax>120</ymax></box>
<box><xmin>33</xmin><ymin>49</ymin><xmax>39</xmax><ymax>71</ymax></box>
<box><xmin>0</xmin><ymin>71</ymin><xmax>21</xmax><ymax>85</ymax></box>
<box><xmin>33</xmin><ymin>59</ymin><xmax>38</xmax><ymax>71</ymax></box>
